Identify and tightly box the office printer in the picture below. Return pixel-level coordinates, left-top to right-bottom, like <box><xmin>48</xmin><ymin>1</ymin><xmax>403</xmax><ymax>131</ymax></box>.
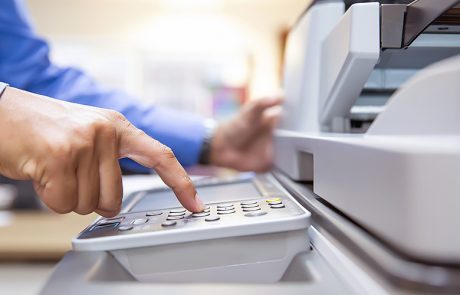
<box><xmin>276</xmin><ymin>0</ymin><xmax>460</xmax><ymax>265</ymax></box>
<box><xmin>41</xmin><ymin>1</ymin><xmax>460</xmax><ymax>294</ymax></box>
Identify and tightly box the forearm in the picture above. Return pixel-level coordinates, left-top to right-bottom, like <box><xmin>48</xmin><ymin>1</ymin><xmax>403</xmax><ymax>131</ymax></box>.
<box><xmin>0</xmin><ymin>1</ymin><xmax>206</xmax><ymax>169</ymax></box>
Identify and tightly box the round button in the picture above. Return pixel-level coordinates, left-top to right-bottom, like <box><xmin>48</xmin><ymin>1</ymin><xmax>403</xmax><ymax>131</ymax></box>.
<box><xmin>218</xmin><ymin>210</ymin><xmax>236</xmax><ymax>215</ymax></box>
<box><xmin>205</xmin><ymin>216</ymin><xmax>220</xmax><ymax>222</ymax></box>
<box><xmin>146</xmin><ymin>211</ymin><xmax>163</xmax><ymax>217</ymax></box>
<box><xmin>168</xmin><ymin>212</ymin><xmax>185</xmax><ymax>216</ymax></box>
<box><xmin>241</xmin><ymin>203</ymin><xmax>259</xmax><ymax>209</ymax></box>
<box><xmin>161</xmin><ymin>221</ymin><xmax>177</xmax><ymax>227</ymax></box>
<box><xmin>267</xmin><ymin>200</ymin><xmax>283</xmax><ymax>205</ymax></box>
<box><xmin>245</xmin><ymin>211</ymin><xmax>267</xmax><ymax>217</ymax></box>
<box><xmin>270</xmin><ymin>204</ymin><xmax>286</xmax><ymax>209</ymax></box>
<box><xmin>217</xmin><ymin>207</ymin><xmax>234</xmax><ymax>212</ymax></box>
<box><xmin>266</xmin><ymin>198</ymin><xmax>282</xmax><ymax>203</ymax></box>
<box><xmin>167</xmin><ymin>215</ymin><xmax>184</xmax><ymax>220</ymax></box>
<box><xmin>243</xmin><ymin>207</ymin><xmax>261</xmax><ymax>212</ymax></box>
<box><xmin>240</xmin><ymin>200</ymin><xmax>257</xmax><ymax>206</ymax></box>
<box><xmin>99</xmin><ymin>217</ymin><xmax>124</xmax><ymax>224</ymax></box>
<box><xmin>192</xmin><ymin>212</ymin><xmax>210</xmax><ymax>218</ymax></box>
<box><xmin>118</xmin><ymin>225</ymin><xmax>134</xmax><ymax>231</ymax></box>
<box><xmin>217</xmin><ymin>203</ymin><xmax>234</xmax><ymax>208</ymax></box>
<box><xmin>170</xmin><ymin>208</ymin><xmax>186</xmax><ymax>214</ymax></box>
<box><xmin>132</xmin><ymin>218</ymin><xmax>148</xmax><ymax>225</ymax></box>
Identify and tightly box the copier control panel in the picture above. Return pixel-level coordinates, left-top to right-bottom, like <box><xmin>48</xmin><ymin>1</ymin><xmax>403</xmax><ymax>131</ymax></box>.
<box><xmin>72</xmin><ymin>174</ymin><xmax>311</xmax><ymax>283</ymax></box>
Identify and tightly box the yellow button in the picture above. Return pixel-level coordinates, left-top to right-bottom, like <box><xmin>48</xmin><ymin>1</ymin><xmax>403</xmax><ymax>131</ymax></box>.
<box><xmin>266</xmin><ymin>198</ymin><xmax>281</xmax><ymax>203</ymax></box>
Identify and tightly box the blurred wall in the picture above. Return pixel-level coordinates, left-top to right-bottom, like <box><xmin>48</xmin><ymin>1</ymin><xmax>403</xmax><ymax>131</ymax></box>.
<box><xmin>25</xmin><ymin>0</ymin><xmax>311</xmax><ymax>118</ymax></box>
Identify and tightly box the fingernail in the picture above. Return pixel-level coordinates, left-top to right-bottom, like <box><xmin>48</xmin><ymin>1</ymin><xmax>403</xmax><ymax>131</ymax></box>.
<box><xmin>195</xmin><ymin>194</ymin><xmax>205</xmax><ymax>212</ymax></box>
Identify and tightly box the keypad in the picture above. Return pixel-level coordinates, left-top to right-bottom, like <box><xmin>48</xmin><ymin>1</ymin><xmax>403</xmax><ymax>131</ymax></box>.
<box><xmin>111</xmin><ymin>197</ymin><xmax>288</xmax><ymax>232</ymax></box>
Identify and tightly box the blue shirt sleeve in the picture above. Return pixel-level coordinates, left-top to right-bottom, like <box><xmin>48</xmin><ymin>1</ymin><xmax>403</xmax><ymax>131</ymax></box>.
<box><xmin>0</xmin><ymin>0</ymin><xmax>206</xmax><ymax>172</ymax></box>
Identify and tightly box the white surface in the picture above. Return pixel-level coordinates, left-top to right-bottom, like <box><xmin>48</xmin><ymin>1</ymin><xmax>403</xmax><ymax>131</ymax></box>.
<box><xmin>275</xmin><ymin>0</ymin><xmax>460</xmax><ymax>261</ymax></box>
<box><xmin>310</xmin><ymin>227</ymin><xmax>388</xmax><ymax>295</ymax></box>
<box><xmin>0</xmin><ymin>263</ymin><xmax>55</xmax><ymax>295</ymax></box>
<box><xmin>113</xmin><ymin>230</ymin><xmax>309</xmax><ymax>283</ymax></box>
<box><xmin>319</xmin><ymin>3</ymin><xmax>380</xmax><ymax>131</ymax></box>
<box><xmin>280</xmin><ymin>1</ymin><xmax>344</xmax><ymax>133</ymax></box>
<box><xmin>368</xmin><ymin>54</ymin><xmax>460</xmax><ymax>135</ymax></box>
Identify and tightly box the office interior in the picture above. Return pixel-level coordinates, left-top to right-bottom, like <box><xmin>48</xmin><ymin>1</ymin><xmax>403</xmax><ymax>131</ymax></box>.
<box><xmin>1</xmin><ymin>0</ymin><xmax>460</xmax><ymax>294</ymax></box>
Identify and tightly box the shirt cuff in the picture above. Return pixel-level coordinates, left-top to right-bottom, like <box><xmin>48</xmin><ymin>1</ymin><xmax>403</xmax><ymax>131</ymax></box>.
<box><xmin>0</xmin><ymin>82</ymin><xmax>9</xmax><ymax>98</ymax></box>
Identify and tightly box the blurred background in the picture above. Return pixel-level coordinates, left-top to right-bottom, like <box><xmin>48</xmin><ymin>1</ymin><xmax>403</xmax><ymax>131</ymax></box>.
<box><xmin>28</xmin><ymin>0</ymin><xmax>309</xmax><ymax>120</ymax></box>
<box><xmin>0</xmin><ymin>0</ymin><xmax>310</xmax><ymax>294</ymax></box>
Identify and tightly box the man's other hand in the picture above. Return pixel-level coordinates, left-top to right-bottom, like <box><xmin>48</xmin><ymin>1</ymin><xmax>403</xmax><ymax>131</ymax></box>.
<box><xmin>210</xmin><ymin>97</ymin><xmax>282</xmax><ymax>172</ymax></box>
<box><xmin>0</xmin><ymin>87</ymin><xmax>204</xmax><ymax>217</ymax></box>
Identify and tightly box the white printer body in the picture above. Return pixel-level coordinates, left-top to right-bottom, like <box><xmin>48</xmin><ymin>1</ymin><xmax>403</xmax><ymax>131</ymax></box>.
<box><xmin>275</xmin><ymin>0</ymin><xmax>460</xmax><ymax>263</ymax></box>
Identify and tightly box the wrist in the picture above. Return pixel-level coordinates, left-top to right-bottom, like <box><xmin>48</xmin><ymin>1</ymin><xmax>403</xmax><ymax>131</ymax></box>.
<box><xmin>198</xmin><ymin>119</ymin><xmax>217</xmax><ymax>165</ymax></box>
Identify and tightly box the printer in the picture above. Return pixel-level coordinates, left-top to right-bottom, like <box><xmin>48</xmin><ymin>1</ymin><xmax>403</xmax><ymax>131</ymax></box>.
<box><xmin>41</xmin><ymin>1</ymin><xmax>460</xmax><ymax>294</ymax></box>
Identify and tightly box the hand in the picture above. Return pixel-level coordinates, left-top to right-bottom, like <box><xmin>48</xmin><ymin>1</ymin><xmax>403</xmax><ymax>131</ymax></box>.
<box><xmin>0</xmin><ymin>87</ymin><xmax>204</xmax><ymax>217</ymax></box>
<box><xmin>210</xmin><ymin>97</ymin><xmax>282</xmax><ymax>172</ymax></box>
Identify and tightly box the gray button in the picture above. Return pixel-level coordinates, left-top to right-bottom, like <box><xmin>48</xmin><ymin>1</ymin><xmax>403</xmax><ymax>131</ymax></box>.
<box><xmin>99</xmin><ymin>217</ymin><xmax>124</xmax><ymax>224</ymax></box>
<box><xmin>146</xmin><ymin>211</ymin><xmax>163</xmax><ymax>217</ymax></box>
<box><xmin>245</xmin><ymin>211</ymin><xmax>267</xmax><ymax>217</ymax></box>
<box><xmin>240</xmin><ymin>200</ymin><xmax>258</xmax><ymax>206</ymax></box>
<box><xmin>218</xmin><ymin>210</ymin><xmax>236</xmax><ymax>215</ymax></box>
<box><xmin>167</xmin><ymin>215</ymin><xmax>184</xmax><ymax>220</ymax></box>
<box><xmin>217</xmin><ymin>203</ymin><xmax>234</xmax><ymax>208</ymax></box>
<box><xmin>268</xmin><ymin>200</ymin><xmax>283</xmax><ymax>205</ymax></box>
<box><xmin>217</xmin><ymin>207</ymin><xmax>235</xmax><ymax>211</ymax></box>
<box><xmin>170</xmin><ymin>208</ymin><xmax>186</xmax><ymax>213</ymax></box>
<box><xmin>241</xmin><ymin>203</ymin><xmax>259</xmax><ymax>209</ymax></box>
<box><xmin>132</xmin><ymin>218</ymin><xmax>148</xmax><ymax>225</ymax></box>
<box><xmin>243</xmin><ymin>207</ymin><xmax>261</xmax><ymax>212</ymax></box>
<box><xmin>118</xmin><ymin>225</ymin><xmax>134</xmax><ymax>231</ymax></box>
<box><xmin>270</xmin><ymin>204</ymin><xmax>286</xmax><ymax>209</ymax></box>
<box><xmin>161</xmin><ymin>221</ymin><xmax>177</xmax><ymax>227</ymax></box>
<box><xmin>192</xmin><ymin>212</ymin><xmax>211</xmax><ymax>217</ymax></box>
<box><xmin>205</xmin><ymin>216</ymin><xmax>220</xmax><ymax>222</ymax></box>
<box><xmin>168</xmin><ymin>212</ymin><xmax>185</xmax><ymax>216</ymax></box>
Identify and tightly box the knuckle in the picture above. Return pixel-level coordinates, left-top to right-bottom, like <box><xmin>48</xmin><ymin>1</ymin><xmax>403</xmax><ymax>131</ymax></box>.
<box><xmin>172</xmin><ymin>174</ymin><xmax>194</xmax><ymax>194</ymax></box>
<box><xmin>51</xmin><ymin>142</ymin><xmax>74</xmax><ymax>160</ymax></box>
<box><xmin>100</xmin><ymin>123</ymin><xmax>117</xmax><ymax>140</ymax></box>
<box><xmin>106</xmin><ymin>109</ymin><xmax>126</xmax><ymax>123</ymax></box>
<box><xmin>155</xmin><ymin>146</ymin><xmax>176</xmax><ymax>168</ymax></box>
<box><xmin>74</xmin><ymin>205</ymin><xmax>96</xmax><ymax>215</ymax></box>
<box><xmin>45</xmin><ymin>196</ymin><xmax>76</xmax><ymax>214</ymax></box>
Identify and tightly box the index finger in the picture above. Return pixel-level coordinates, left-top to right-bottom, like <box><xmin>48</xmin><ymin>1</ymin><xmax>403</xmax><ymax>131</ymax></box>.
<box><xmin>117</xmin><ymin>123</ymin><xmax>204</xmax><ymax>213</ymax></box>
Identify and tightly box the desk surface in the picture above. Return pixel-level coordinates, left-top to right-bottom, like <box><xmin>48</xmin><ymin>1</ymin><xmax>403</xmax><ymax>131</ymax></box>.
<box><xmin>0</xmin><ymin>211</ymin><xmax>97</xmax><ymax>261</ymax></box>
